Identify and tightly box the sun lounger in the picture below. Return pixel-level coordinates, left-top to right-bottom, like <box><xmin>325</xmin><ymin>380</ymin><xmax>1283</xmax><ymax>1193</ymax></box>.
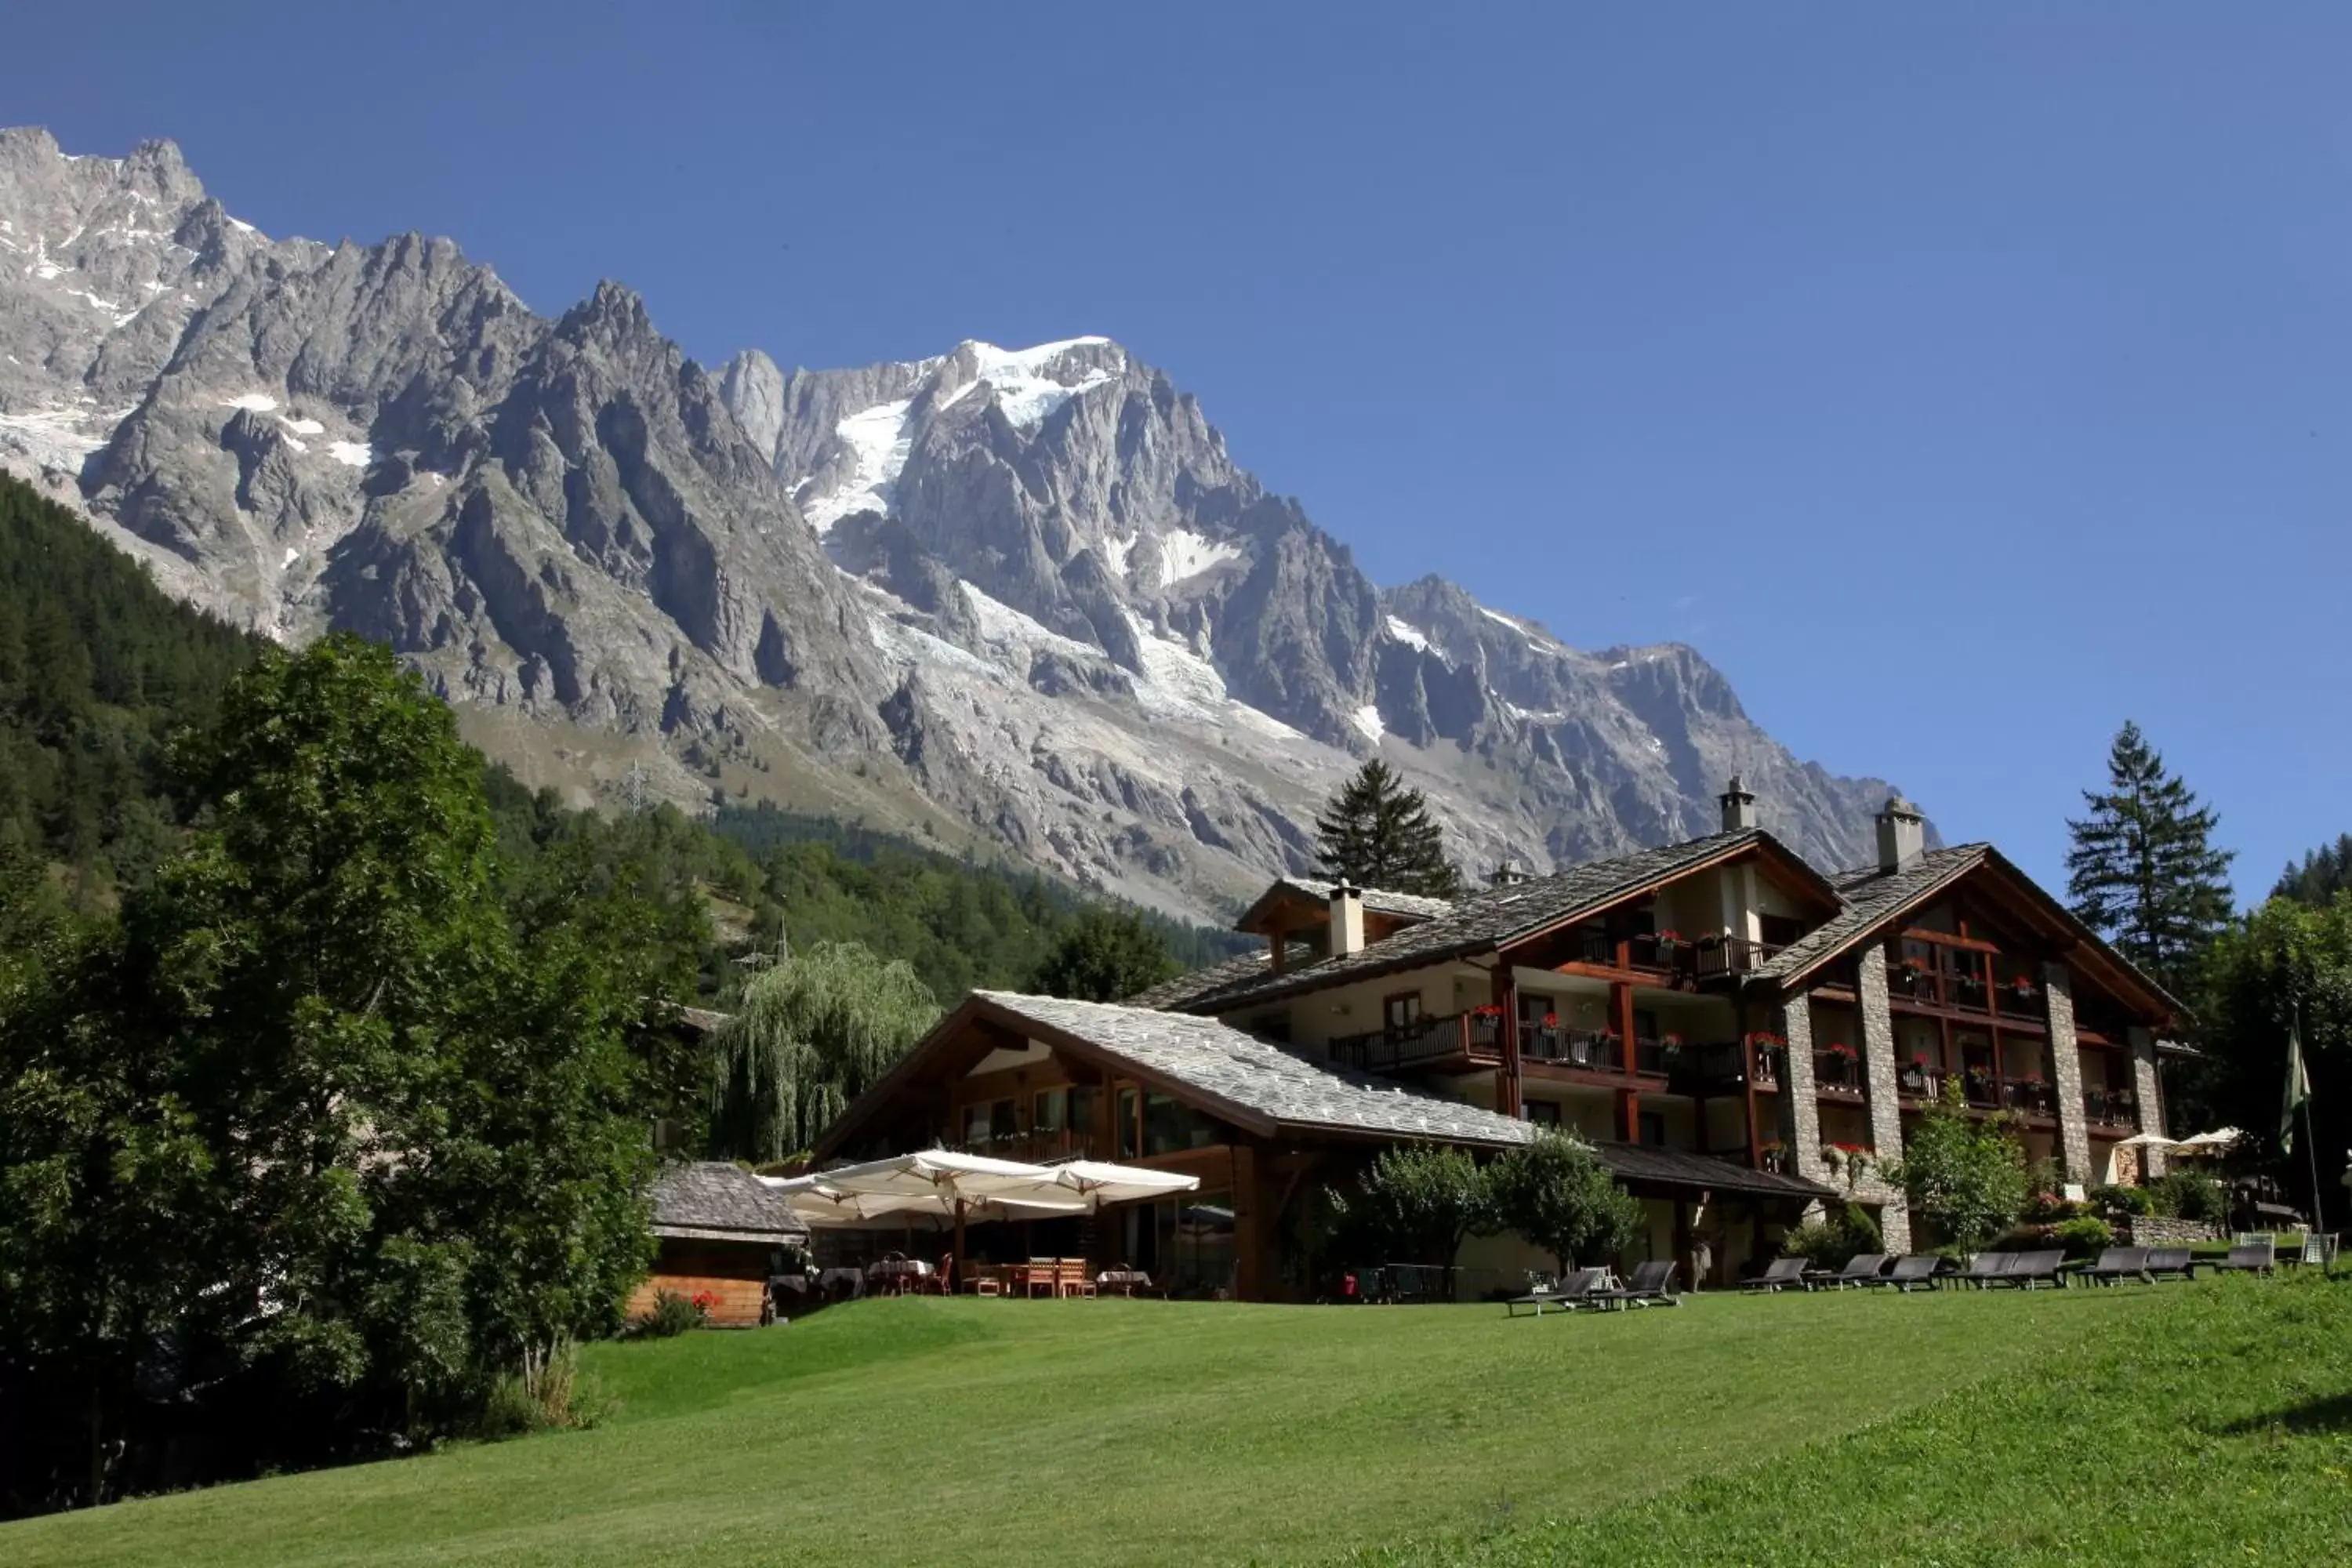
<box><xmin>1739</xmin><ymin>1257</ymin><xmax>1810</xmax><ymax>1293</ymax></box>
<box><xmin>1861</xmin><ymin>1254</ymin><xmax>1946</xmax><ymax>1292</ymax></box>
<box><xmin>1595</xmin><ymin>1260</ymin><xmax>1680</xmax><ymax>1309</ymax></box>
<box><xmin>2080</xmin><ymin>1246</ymin><xmax>2153</xmax><ymax>1286</ymax></box>
<box><xmin>1988</xmin><ymin>1249</ymin><xmax>2067</xmax><ymax>1289</ymax></box>
<box><xmin>2213</xmin><ymin>1243</ymin><xmax>2274</xmax><ymax>1275</ymax></box>
<box><xmin>1508</xmin><ymin>1267</ymin><xmax>1602</xmax><ymax>1316</ymax></box>
<box><xmin>2146</xmin><ymin>1247</ymin><xmax>2197</xmax><ymax>1280</ymax></box>
<box><xmin>1815</xmin><ymin>1253</ymin><xmax>1889</xmax><ymax>1290</ymax></box>
<box><xmin>1955</xmin><ymin>1251</ymin><xmax>2012</xmax><ymax>1288</ymax></box>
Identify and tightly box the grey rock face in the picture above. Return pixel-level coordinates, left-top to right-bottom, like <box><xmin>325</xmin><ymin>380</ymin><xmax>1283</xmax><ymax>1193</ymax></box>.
<box><xmin>4</xmin><ymin>127</ymin><xmax>1916</xmax><ymax>922</ymax></box>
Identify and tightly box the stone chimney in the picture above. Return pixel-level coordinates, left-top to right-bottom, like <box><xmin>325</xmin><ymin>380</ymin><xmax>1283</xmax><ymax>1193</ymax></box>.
<box><xmin>1719</xmin><ymin>775</ymin><xmax>1758</xmax><ymax>833</ymax></box>
<box><xmin>1875</xmin><ymin>795</ymin><xmax>1925</xmax><ymax>873</ymax></box>
<box><xmin>1329</xmin><ymin>879</ymin><xmax>1367</xmax><ymax>957</ymax></box>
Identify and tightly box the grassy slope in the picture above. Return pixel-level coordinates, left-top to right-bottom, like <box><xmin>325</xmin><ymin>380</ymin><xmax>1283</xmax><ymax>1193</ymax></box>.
<box><xmin>0</xmin><ymin>1287</ymin><xmax>2192</xmax><ymax>1567</ymax></box>
<box><xmin>1355</xmin><ymin>1273</ymin><xmax>2352</xmax><ymax>1566</ymax></box>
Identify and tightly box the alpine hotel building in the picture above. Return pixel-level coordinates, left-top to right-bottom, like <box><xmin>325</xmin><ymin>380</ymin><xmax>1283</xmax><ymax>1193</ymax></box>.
<box><xmin>812</xmin><ymin>782</ymin><xmax>2183</xmax><ymax>1300</ymax></box>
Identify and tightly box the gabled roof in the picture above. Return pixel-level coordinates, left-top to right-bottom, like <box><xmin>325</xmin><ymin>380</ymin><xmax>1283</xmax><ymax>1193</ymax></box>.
<box><xmin>1753</xmin><ymin>844</ymin><xmax>2185</xmax><ymax>1022</ymax></box>
<box><xmin>973</xmin><ymin>993</ymin><xmax>1540</xmax><ymax>1148</ymax></box>
<box><xmin>1235</xmin><ymin>877</ymin><xmax>1457</xmax><ymax>933</ymax></box>
<box><xmin>1181</xmin><ymin>829</ymin><xmax>1825</xmax><ymax>1013</ymax></box>
<box><xmin>1122</xmin><ymin>948</ymin><xmax>1272</xmax><ymax>1011</ymax></box>
<box><xmin>648</xmin><ymin>1161</ymin><xmax>809</xmax><ymax>1243</ymax></box>
<box><xmin>1753</xmin><ymin>844</ymin><xmax>1987</xmax><ymax>987</ymax></box>
<box><xmin>817</xmin><ymin>991</ymin><xmax>1542</xmax><ymax>1158</ymax></box>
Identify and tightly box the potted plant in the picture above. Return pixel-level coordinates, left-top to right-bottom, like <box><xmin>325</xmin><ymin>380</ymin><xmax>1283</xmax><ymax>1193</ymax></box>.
<box><xmin>2008</xmin><ymin>974</ymin><xmax>2038</xmax><ymax>1004</ymax></box>
<box><xmin>1893</xmin><ymin>956</ymin><xmax>1926</xmax><ymax>993</ymax></box>
<box><xmin>1900</xmin><ymin>1052</ymin><xmax>1933</xmax><ymax>1093</ymax></box>
<box><xmin>1652</xmin><ymin>928</ymin><xmax>1685</xmax><ymax>959</ymax></box>
<box><xmin>1758</xmin><ymin>1139</ymin><xmax>1788</xmax><ymax>1174</ymax></box>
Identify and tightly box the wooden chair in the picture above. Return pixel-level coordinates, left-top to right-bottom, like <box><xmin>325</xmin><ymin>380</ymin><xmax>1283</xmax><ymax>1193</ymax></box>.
<box><xmin>1057</xmin><ymin>1259</ymin><xmax>1096</xmax><ymax>1298</ymax></box>
<box><xmin>963</xmin><ymin>1264</ymin><xmax>1003</xmax><ymax>1297</ymax></box>
<box><xmin>1023</xmin><ymin>1258</ymin><xmax>1060</xmax><ymax>1299</ymax></box>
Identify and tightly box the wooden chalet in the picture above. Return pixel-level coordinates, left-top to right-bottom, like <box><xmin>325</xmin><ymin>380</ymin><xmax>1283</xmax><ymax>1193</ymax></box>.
<box><xmin>809</xmin><ymin>780</ymin><xmax>2185</xmax><ymax>1300</ymax></box>
<box><xmin>628</xmin><ymin>1161</ymin><xmax>810</xmax><ymax>1328</ymax></box>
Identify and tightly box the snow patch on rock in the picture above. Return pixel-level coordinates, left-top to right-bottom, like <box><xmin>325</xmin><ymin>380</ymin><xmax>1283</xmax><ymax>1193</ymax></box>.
<box><xmin>1351</xmin><ymin>703</ymin><xmax>1385</xmax><ymax>741</ymax></box>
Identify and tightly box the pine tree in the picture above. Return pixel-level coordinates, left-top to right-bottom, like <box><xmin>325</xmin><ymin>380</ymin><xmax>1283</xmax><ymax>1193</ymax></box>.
<box><xmin>1312</xmin><ymin>759</ymin><xmax>1464</xmax><ymax>898</ymax></box>
<box><xmin>2274</xmin><ymin>833</ymin><xmax>2352</xmax><ymax>908</ymax></box>
<box><xmin>2064</xmin><ymin>721</ymin><xmax>2234</xmax><ymax>993</ymax></box>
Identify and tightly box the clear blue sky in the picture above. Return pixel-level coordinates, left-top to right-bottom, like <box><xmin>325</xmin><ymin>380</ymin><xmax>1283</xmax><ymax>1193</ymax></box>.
<box><xmin>14</xmin><ymin>2</ymin><xmax>2347</xmax><ymax>899</ymax></box>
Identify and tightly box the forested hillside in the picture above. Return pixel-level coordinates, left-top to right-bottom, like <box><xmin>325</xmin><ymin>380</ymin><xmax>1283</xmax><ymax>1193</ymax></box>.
<box><xmin>0</xmin><ymin>474</ymin><xmax>1243</xmax><ymax>997</ymax></box>
<box><xmin>0</xmin><ymin>474</ymin><xmax>263</xmax><ymax>901</ymax></box>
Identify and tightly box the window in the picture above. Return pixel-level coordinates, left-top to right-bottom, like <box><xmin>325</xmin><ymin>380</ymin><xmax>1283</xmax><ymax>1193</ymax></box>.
<box><xmin>1632</xmin><ymin>1007</ymin><xmax>1661</xmax><ymax>1041</ymax></box>
<box><xmin>1382</xmin><ymin>993</ymin><xmax>1423</xmax><ymax>1039</ymax></box>
<box><xmin>1519</xmin><ymin>992</ymin><xmax>1556</xmax><ymax>1028</ymax></box>
<box><xmin>1145</xmin><ymin>1092</ymin><xmax>1219</xmax><ymax>1155</ymax></box>
<box><xmin>989</xmin><ymin>1099</ymin><xmax>1018</xmax><ymax>1144</ymax></box>
<box><xmin>1071</xmin><ymin>1086</ymin><xmax>1098</xmax><ymax>1139</ymax></box>
<box><xmin>1525</xmin><ymin>1099</ymin><xmax>1563</xmax><ymax>1127</ymax></box>
<box><xmin>1250</xmin><ymin>1013</ymin><xmax>1292</xmax><ymax>1044</ymax></box>
<box><xmin>1116</xmin><ymin>1087</ymin><xmax>1139</xmax><ymax>1159</ymax></box>
<box><xmin>961</xmin><ymin>1103</ymin><xmax>989</xmax><ymax>1146</ymax></box>
<box><xmin>1639</xmin><ymin>1110</ymin><xmax>1667</xmax><ymax>1147</ymax></box>
<box><xmin>1033</xmin><ymin>1087</ymin><xmax>1068</xmax><ymax>1133</ymax></box>
<box><xmin>1760</xmin><ymin>914</ymin><xmax>1804</xmax><ymax>948</ymax></box>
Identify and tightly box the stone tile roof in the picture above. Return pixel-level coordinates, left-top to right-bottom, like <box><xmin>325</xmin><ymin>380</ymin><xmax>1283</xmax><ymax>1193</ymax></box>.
<box><xmin>974</xmin><ymin>991</ymin><xmax>1540</xmax><ymax>1149</ymax></box>
<box><xmin>1182</xmin><ymin>829</ymin><xmax>1766</xmax><ymax>1012</ymax></box>
<box><xmin>1585</xmin><ymin>1140</ymin><xmax>1838</xmax><ymax>1201</ymax></box>
<box><xmin>1266</xmin><ymin>877</ymin><xmax>1457</xmax><ymax>923</ymax></box>
<box><xmin>648</xmin><ymin>1160</ymin><xmax>809</xmax><ymax>1242</ymax></box>
<box><xmin>1122</xmin><ymin>948</ymin><xmax>1274</xmax><ymax>1011</ymax></box>
<box><xmin>1751</xmin><ymin>845</ymin><xmax>1988</xmax><ymax>986</ymax></box>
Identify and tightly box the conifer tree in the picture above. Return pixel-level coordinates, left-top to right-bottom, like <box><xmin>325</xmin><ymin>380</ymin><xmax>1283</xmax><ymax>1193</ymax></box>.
<box><xmin>1312</xmin><ymin>759</ymin><xmax>1464</xmax><ymax>898</ymax></box>
<box><xmin>2274</xmin><ymin>833</ymin><xmax>2352</xmax><ymax>908</ymax></box>
<box><xmin>2064</xmin><ymin>720</ymin><xmax>2234</xmax><ymax>993</ymax></box>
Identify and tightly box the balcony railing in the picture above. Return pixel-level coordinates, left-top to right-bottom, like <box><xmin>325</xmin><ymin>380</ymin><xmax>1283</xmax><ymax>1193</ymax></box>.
<box><xmin>1519</xmin><ymin>1025</ymin><xmax>1624</xmax><ymax>1074</ymax></box>
<box><xmin>1962</xmin><ymin>1069</ymin><xmax>2000</xmax><ymax>1109</ymax></box>
<box><xmin>1814</xmin><ymin>1050</ymin><xmax>1865</xmax><ymax>1095</ymax></box>
<box><xmin>1887</xmin><ymin>965</ymin><xmax>1997</xmax><ymax>1016</ymax></box>
<box><xmin>2002</xmin><ymin>1079</ymin><xmax>2055</xmax><ymax>1117</ymax></box>
<box><xmin>1896</xmin><ymin>1063</ymin><xmax>1947</xmax><ymax>1102</ymax></box>
<box><xmin>1664</xmin><ymin>1040</ymin><xmax>1770</xmax><ymax>1098</ymax></box>
<box><xmin>1330</xmin><ymin>1010</ymin><xmax>1501</xmax><ymax>1073</ymax></box>
<box><xmin>2083</xmin><ymin>1086</ymin><xmax>2138</xmax><ymax>1127</ymax></box>
<box><xmin>962</xmin><ymin>1127</ymin><xmax>1091</xmax><ymax>1163</ymax></box>
<box><xmin>1994</xmin><ymin>982</ymin><xmax>2045</xmax><ymax>1022</ymax></box>
<box><xmin>1691</xmin><ymin>935</ymin><xmax>1785</xmax><ymax>982</ymax></box>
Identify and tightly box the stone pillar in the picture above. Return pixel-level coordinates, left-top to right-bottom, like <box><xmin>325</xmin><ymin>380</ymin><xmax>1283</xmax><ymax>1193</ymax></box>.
<box><xmin>2043</xmin><ymin>962</ymin><xmax>2093</xmax><ymax>1185</ymax></box>
<box><xmin>1853</xmin><ymin>946</ymin><xmax>1911</xmax><ymax>1252</ymax></box>
<box><xmin>2129</xmin><ymin>1026</ymin><xmax>2167</xmax><ymax>1178</ymax></box>
<box><xmin>1775</xmin><ymin>990</ymin><xmax>1829</xmax><ymax>1187</ymax></box>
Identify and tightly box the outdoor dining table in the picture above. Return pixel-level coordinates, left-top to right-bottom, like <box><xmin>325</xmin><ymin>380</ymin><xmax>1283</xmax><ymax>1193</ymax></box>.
<box><xmin>1096</xmin><ymin>1269</ymin><xmax>1153</xmax><ymax>1297</ymax></box>
<box><xmin>817</xmin><ymin>1266</ymin><xmax>866</xmax><ymax>1301</ymax></box>
<box><xmin>865</xmin><ymin>1257</ymin><xmax>934</xmax><ymax>1294</ymax></box>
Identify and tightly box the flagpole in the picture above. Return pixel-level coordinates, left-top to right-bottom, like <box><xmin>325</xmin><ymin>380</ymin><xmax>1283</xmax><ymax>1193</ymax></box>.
<box><xmin>2292</xmin><ymin>1001</ymin><xmax>2327</xmax><ymax>1241</ymax></box>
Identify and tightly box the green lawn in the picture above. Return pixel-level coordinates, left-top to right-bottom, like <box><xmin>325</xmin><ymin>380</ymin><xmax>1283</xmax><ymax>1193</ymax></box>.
<box><xmin>5</xmin><ymin>1278</ymin><xmax>2345</xmax><ymax>1566</ymax></box>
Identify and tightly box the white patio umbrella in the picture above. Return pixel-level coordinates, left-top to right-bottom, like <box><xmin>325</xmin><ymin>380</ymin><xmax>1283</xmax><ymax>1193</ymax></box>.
<box><xmin>1043</xmin><ymin>1159</ymin><xmax>1203</xmax><ymax>1206</ymax></box>
<box><xmin>2175</xmin><ymin>1127</ymin><xmax>2245</xmax><ymax>1153</ymax></box>
<box><xmin>783</xmin><ymin>1150</ymin><xmax>1091</xmax><ymax>1278</ymax></box>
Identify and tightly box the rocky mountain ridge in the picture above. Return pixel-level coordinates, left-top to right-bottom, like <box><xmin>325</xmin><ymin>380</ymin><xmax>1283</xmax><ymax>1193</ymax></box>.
<box><xmin>1</xmin><ymin>128</ymin><xmax>1918</xmax><ymax>920</ymax></box>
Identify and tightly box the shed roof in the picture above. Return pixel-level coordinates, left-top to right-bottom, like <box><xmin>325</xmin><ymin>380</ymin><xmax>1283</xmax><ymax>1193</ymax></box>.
<box><xmin>648</xmin><ymin>1161</ymin><xmax>810</xmax><ymax>1243</ymax></box>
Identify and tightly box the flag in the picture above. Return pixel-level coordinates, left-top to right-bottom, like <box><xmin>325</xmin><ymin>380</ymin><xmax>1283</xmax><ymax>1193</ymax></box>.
<box><xmin>2280</xmin><ymin>1022</ymin><xmax>2310</xmax><ymax>1152</ymax></box>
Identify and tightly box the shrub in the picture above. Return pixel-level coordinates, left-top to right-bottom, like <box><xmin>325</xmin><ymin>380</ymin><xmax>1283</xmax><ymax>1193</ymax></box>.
<box><xmin>2050</xmin><ymin>1216</ymin><xmax>2116</xmax><ymax>1259</ymax></box>
<box><xmin>2147</xmin><ymin>1169</ymin><xmax>2225</xmax><ymax>1223</ymax></box>
<box><xmin>474</xmin><ymin>1341</ymin><xmax>614</xmax><ymax>1439</ymax></box>
<box><xmin>1780</xmin><ymin>1204</ymin><xmax>1883</xmax><ymax>1270</ymax></box>
<box><xmin>634</xmin><ymin>1290</ymin><xmax>708</xmax><ymax>1340</ymax></box>
<box><xmin>2089</xmin><ymin>1182</ymin><xmax>2153</xmax><ymax>1218</ymax></box>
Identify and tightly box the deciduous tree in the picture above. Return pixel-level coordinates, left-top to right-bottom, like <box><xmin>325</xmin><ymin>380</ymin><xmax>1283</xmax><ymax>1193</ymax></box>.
<box><xmin>1488</xmin><ymin>1132</ymin><xmax>1644</xmax><ymax>1274</ymax></box>
<box><xmin>1882</xmin><ymin>1085</ymin><xmax>2029</xmax><ymax>1254</ymax></box>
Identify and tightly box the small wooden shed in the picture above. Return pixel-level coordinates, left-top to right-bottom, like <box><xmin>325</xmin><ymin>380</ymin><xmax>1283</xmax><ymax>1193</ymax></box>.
<box><xmin>626</xmin><ymin>1161</ymin><xmax>810</xmax><ymax>1329</ymax></box>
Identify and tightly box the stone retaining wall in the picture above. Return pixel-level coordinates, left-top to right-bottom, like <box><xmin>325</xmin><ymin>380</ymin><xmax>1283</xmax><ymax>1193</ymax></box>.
<box><xmin>2119</xmin><ymin>1215</ymin><xmax>2222</xmax><ymax>1246</ymax></box>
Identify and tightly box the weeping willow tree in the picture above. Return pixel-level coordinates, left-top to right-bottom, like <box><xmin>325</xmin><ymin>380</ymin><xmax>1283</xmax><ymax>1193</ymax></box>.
<box><xmin>708</xmin><ymin>942</ymin><xmax>941</xmax><ymax>1160</ymax></box>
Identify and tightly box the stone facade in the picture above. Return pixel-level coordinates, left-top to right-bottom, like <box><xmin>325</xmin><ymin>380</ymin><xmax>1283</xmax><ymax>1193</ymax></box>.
<box><xmin>2128</xmin><ymin>1026</ymin><xmax>2167</xmax><ymax>1177</ymax></box>
<box><xmin>1851</xmin><ymin>946</ymin><xmax>1911</xmax><ymax>1252</ymax></box>
<box><xmin>1776</xmin><ymin>993</ymin><xmax>1828</xmax><ymax>1188</ymax></box>
<box><xmin>2042</xmin><ymin>961</ymin><xmax>2093</xmax><ymax>1184</ymax></box>
<box><xmin>2119</xmin><ymin>1215</ymin><xmax>2222</xmax><ymax>1247</ymax></box>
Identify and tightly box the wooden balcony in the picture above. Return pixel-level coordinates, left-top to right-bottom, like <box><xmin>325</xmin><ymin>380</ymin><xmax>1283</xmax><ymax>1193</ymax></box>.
<box><xmin>1519</xmin><ymin>1025</ymin><xmax>1624</xmax><ymax>1074</ymax></box>
<box><xmin>2002</xmin><ymin>1079</ymin><xmax>2055</xmax><ymax>1119</ymax></box>
<box><xmin>1329</xmin><ymin>1010</ymin><xmax>1504</xmax><ymax>1074</ymax></box>
<box><xmin>1813</xmin><ymin>1050</ymin><xmax>1866</xmax><ymax>1098</ymax></box>
<box><xmin>2083</xmin><ymin>1086</ymin><xmax>2139</xmax><ymax>1128</ymax></box>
